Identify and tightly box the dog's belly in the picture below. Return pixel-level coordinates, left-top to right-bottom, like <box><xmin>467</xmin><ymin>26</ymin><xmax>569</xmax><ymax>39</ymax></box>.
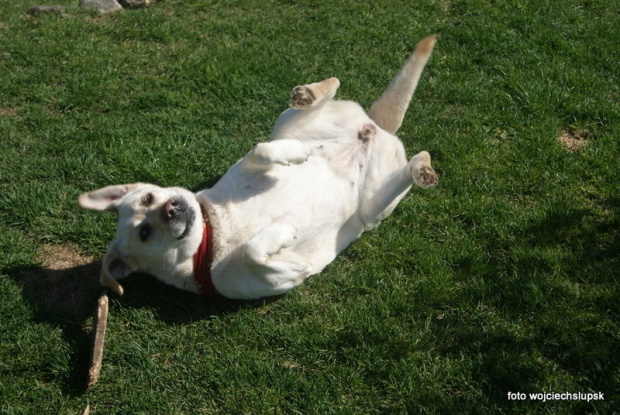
<box><xmin>203</xmin><ymin>152</ymin><xmax>365</xmax><ymax>275</ymax></box>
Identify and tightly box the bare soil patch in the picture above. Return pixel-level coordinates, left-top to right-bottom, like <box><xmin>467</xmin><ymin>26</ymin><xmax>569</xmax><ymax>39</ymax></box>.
<box><xmin>558</xmin><ymin>127</ymin><xmax>589</xmax><ymax>152</ymax></box>
<box><xmin>38</xmin><ymin>244</ymin><xmax>95</xmax><ymax>270</ymax></box>
<box><xmin>0</xmin><ymin>107</ymin><xmax>20</xmax><ymax>116</ymax></box>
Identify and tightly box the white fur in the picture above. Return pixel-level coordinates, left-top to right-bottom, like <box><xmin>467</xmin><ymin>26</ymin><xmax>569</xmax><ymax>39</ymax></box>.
<box><xmin>79</xmin><ymin>35</ymin><xmax>438</xmax><ymax>300</ymax></box>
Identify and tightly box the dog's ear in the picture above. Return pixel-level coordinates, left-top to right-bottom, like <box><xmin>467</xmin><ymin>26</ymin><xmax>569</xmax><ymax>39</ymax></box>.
<box><xmin>99</xmin><ymin>244</ymin><xmax>139</xmax><ymax>296</ymax></box>
<box><xmin>78</xmin><ymin>183</ymin><xmax>146</xmax><ymax>212</ymax></box>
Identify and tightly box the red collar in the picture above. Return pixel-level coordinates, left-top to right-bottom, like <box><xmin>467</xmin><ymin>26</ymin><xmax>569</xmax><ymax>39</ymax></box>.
<box><xmin>193</xmin><ymin>221</ymin><xmax>218</xmax><ymax>298</ymax></box>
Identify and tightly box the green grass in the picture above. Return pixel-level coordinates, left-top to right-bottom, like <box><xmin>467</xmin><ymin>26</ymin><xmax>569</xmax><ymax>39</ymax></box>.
<box><xmin>1</xmin><ymin>0</ymin><xmax>618</xmax><ymax>413</ymax></box>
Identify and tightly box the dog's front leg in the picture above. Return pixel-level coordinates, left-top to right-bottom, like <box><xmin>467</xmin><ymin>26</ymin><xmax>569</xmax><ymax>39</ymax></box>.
<box><xmin>243</xmin><ymin>223</ymin><xmax>311</xmax><ymax>294</ymax></box>
<box><xmin>242</xmin><ymin>139</ymin><xmax>312</xmax><ymax>172</ymax></box>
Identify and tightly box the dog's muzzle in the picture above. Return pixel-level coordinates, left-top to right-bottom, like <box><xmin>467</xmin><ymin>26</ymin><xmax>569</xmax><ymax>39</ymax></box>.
<box><xmin>162</xmin><ymin>198</ymin><xmax>195</xmax><ymax>240</ymax></box>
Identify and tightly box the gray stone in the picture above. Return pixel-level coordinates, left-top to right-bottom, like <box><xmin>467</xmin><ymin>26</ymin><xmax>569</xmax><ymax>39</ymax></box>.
<box><xmin>119</xmin><ymin>0</ymin><xmax>154</xmax><ymax>8</ymax></box>
<box><xmin>80</xmin><ymin>0</ymin><xmax>123</xmax><ymax>13</ymax></box>
<box><xmin>27</xmin><ymin>5</ymin><xmax>66</xmax><ymax>15</ymax></box>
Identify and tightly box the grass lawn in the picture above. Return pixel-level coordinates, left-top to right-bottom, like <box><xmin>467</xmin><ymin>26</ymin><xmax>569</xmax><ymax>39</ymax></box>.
<box><xmin>1</xmin><ymin>0</ymin><xmax>618</xmax><ymax>413</ymax></box>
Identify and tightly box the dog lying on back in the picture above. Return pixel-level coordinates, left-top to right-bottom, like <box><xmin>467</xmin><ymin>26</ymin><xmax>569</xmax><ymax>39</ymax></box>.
<box><xmin>79</xmin><ymin>35</ymin><xmax>438</xmax><ymax>300</ymax></box>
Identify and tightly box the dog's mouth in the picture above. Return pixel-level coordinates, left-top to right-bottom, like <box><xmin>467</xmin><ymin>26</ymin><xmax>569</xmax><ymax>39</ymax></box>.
<box><xmin>176</xmin><ymin>214</ymin><xmax>194</xmax><ymax>240</ymax></box>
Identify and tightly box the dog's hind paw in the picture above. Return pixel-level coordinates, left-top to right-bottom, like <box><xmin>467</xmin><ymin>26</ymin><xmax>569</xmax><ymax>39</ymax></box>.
<box><xmin>409</xmin><ymin>151</ymin><xmax>438</xmax><ymax>189</ymax></box>
<box><xmin>290</xmin><ymin>86</ymin><xmax>315</xmax><ymax>109</ymax></box>
<box><xmin>414</xmin><ymin>165</ymin><xmax>438</xmax><ymax>188</ymax></box>
<box><xmin>290</xmin><ymin>78</ymin><xmax>340</xmax><ymax>110</ymax></box>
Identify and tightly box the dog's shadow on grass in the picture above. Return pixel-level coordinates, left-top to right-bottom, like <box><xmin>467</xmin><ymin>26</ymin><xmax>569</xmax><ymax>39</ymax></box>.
<box><xmin>439</xmin><ymin>195</ymin><xmax>620</xmax><ymax>407</ymax></box>
<box><xmin>8</xmin><ymin>250</ymin><xmax>273</xmax><ymax>396</ymax></box>
<box><xmin>9</xmin><ymin>258</ymin><xmax>103</xmax><ymax>396</ymax></box>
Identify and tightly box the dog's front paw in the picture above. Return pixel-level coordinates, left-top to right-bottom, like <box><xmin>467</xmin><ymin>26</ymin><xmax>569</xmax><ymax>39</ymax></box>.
<box><xmin>290</xmin><ymin>86</ymin><xmax>315</xmax><ymax>109</ymax></box>
<box><xmin>244</xmin><ymin>223</ymin><xmax>299</xmax><ymax>267</ymax></box>
<box><xmin>267</xmin><ymin>141</ymin><xmax>311</xmax><ymax>166</ymax></box>
<box><xmin>271</xmin><ymin>223</ymin><xmax>298</xmax><ymax>250</ymax></box>
<box><xmin>285</xmin><ymin>142</ymin><xmax>312</xmax><ymax>165</ymax></box>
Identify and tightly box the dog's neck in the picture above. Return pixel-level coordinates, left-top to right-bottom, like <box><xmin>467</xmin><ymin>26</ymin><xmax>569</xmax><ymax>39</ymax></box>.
<box><xmin>198</xmin><ymin>201</ymin><xmax>209</xmax><ymax>223</ymax></box>
<box><xmin>192</xmin><ymin>201</ymin><xmax>218</xmax><ymax>298</ymax></box>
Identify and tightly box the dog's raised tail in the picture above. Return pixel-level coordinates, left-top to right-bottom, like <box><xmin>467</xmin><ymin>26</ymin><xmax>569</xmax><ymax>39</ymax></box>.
<box><xmin>368</xmin><ymin>34</ymin><xmax>437</xmax><ymax>134</ymax></box>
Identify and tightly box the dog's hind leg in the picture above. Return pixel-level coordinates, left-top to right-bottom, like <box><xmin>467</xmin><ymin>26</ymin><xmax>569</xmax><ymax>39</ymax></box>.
<box><xmin>290</xmin><ymin>77</ymin><xmax>340</xmax><ymax>110</ymax></box>
<box><xmin>359</xmin><ymin>150</ymin><xmax>437</xmax><ymax>229</ymax></box>
<box><xmin>244</xmin><ymin>78</ymin><xmax>341</xmax><ymax>172</ymax></box>
<box><xmin>243</xmin><ymin>224</ymin><xmax>311</xmax><ymax>294</ymax></box>
<box><xmin>271</xmin><ymin>77</ymin><xmax>342</xmax><ymax>141</ymax></box>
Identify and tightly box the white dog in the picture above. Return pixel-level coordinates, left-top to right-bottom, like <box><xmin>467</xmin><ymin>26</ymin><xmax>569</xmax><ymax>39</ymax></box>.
<box><xmin>79</xmin><ymin>35</ymin><xmax>438</xmax><ymax>300</ymax></box>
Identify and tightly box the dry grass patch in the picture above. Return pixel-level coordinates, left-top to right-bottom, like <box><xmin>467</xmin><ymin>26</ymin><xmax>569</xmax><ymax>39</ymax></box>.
<box><xmin>558</xmin><ymin>127</ymin><xmax>589</xmax><ymax>152</ymax></box>
<box><xmin>0</xmin><ymin>106</ymin><xmax>20</xmax><ymax>116</ymax></box>
<box><xmin>38</xmin><ymin>244</ymin><xmax>95</xmax><ymax>270</ymax></box>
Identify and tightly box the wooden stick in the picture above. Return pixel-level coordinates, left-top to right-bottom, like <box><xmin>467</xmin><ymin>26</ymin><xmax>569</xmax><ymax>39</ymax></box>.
<box><xmin>87</xmin><ymin>292</ymin><xmax>109</xmax><ymax>388</ymax></box>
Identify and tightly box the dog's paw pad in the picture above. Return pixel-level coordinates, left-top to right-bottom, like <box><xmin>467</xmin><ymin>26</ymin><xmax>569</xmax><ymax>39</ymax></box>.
<box><xmin>414</xmin><ymin>165</ymin><xmax>438</xmax><ymax>188</ymax></box>
<box><xmin>358</xmin><ymin>123</ymin><xmax>377</xmax><ymax>142</ymax></box>
<box><xmin>290</xmin><ymin>86</ymin><xmax>316</xmax><ymax>109</ymax></box>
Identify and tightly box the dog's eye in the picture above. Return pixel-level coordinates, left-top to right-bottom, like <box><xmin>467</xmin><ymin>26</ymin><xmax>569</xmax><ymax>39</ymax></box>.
<box><xmin>142</xmin><ymin>193</ymin><xmax>154</xmax><ymax>206</ymax></box>
<box><xmin>139</xmin><ymin>224</ymin><xmax>152</xmax><ymax>242</ymax></box>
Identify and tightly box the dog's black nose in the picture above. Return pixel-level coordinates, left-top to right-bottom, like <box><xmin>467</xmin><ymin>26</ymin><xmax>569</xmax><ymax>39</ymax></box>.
<box><xmin>163</xmin><ymin>199</ymin><xmax>185</xmax><ymax>220</ymax></box>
